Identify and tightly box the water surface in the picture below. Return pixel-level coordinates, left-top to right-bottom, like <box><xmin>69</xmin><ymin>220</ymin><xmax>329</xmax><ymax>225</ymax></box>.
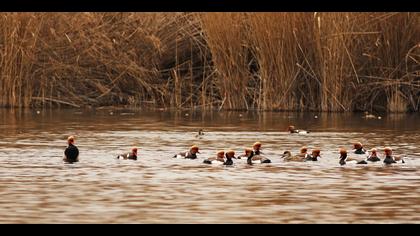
<box><xmin>0</xmin><ymin>109</ymin><xmax>419</xmax><ymax>223</ymax></box>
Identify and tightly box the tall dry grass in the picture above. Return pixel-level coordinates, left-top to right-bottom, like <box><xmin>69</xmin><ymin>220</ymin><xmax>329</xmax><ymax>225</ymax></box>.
<box><xmin>0</xmin><ymin>12</ymin><xmax>419</xmax><ymax>112</ymax></box>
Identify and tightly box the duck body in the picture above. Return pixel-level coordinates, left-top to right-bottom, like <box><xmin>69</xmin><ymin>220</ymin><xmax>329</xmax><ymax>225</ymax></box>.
<box><xmin>367</xmin><ymin>155</ymin><xmax>381</xmax><ymax>162</ymax></box>
<box><xmin>290</xmin><ymin>129</ymin><xmax>309</xmax><ymax>134</ymax></box>
<box><xmin>353</xmin><ymin>148</ymin><xmax>367</xmax><ymax>155</ymax></box>
<box><xmin>64</xmin><ymin>143</ymin><xmax>79</xmax><ymax>163</ymax></box>
<box><xmin>282</xmin><ymin>151</ymin><xmax>306</xmax><ymax>162</ymax></box>
<box><xmin>304</xmin><ymin>154</ymin><xmax>319</xmax><ymax>162</ymax></box>
<box><xmin>117</xmin><ymin>152</ymin><xmax>137</xmax><ymax>160</ymax></box>
<box><xmin>339</xmin><ymin>154</ymin><xmax>368</xmax><ymax>165</ymax></box>
<box><xmin>203</xmin><ymin>157</ymin><xmax>234</xmax><ymax>166</ymax></box>
<box><xmin>288</xmin><ymin>126</ymin><xmax>309</xmax><ymax>134</ymax></box>
<box><xmin>203</xmin><ymin>156</ymin><xmax>225</xmax><ymax>165</ymax></box>
<box><xmin>383</xmin><ymin>156</ymin><xmax>397</xmax><ymax>164</ymax></box>
<box><xmin>223</xmin><ymin>158</ymin><xmax>234</xmax><ymax>166</ymax></box>
<box><xmin>173</xmin><ymin>151</ymin><xmax>198</xmax><ymax>159</ymax></box>
<box><xmin>247</xmin><ymin>153</ymin><xmax>271</xmax><ymax>165</ymax></box>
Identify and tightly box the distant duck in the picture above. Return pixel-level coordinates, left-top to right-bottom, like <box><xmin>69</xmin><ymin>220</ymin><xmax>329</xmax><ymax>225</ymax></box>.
<box><xmin>244</xmin><ymin>148</ymin><xmax>271</xmax><ymax>165</ymax></box>
<box><xmin>353</xmin><ymin>142</ymin><xmax>367</xmax><ymax>155</ymax></box>
<box><xmin>339</xmin><ymin>148</ymin><xmax>367</xmax><ymax>165</ymax></box>
<box><xmin>363</xmin><ymin>111</ymin><xmax>377</xmax><ymax>119</ymax></box>
<box><xmin>367</xmin><ymin>148</ymin><xmax>381</xmax><ymax>162</ymax></box>
<box><xmin>64</xmin><ymin>136</ymin><xmax>79</xmax><ymax>163</ymax></box>
<box><xmin>117</xmin><ymin>147</ymin><xmax>138</xmax><ymax>160</ymax></box>
<box><xmin>203</xmin><ymin>150</ymin><xmax>226</xmax><ymax>165</ymax></box>
<box><xmin>195</xmin><ymin>129</ymin><xmax>205</xmax><ymax>138</ymax></box>
<box><xmin>281</xmin><ymin>150</ymin><xmax>306</xmax><ymax>162</ymax></box>
<box><xmin>287</xmin><ymin>125</ymin><xmax>309</xmax><ymax>134</ymax></box>
<box><xmin>383</xmin><ymin>147</ymin><xmax>405</xmax><ymax>164</ymax></box>
<box><xmin>173</xmin><ymin>145</ymin><xmax>200</xmax><ymax>159</ymax></box>
<box><xmin>362</xmin><ymin>111</ymin><xmax>382</xmax><ymax>120</ymax></box>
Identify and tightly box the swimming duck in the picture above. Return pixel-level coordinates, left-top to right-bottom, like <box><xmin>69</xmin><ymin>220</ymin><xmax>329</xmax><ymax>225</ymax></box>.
<box><xmin>363</xmin><ymin>111</ymin><xmax>382</xmax><ymax>119</ymax></box>
<box><xmin>244</xmin><ymin>148</ymin><xmax>271</xmax><ymax>165</ymax></box>
<box><xmin>117</xmin><ymin>147</ymin><xmax>138</xmax><ymax>160</ymax></box>
<box><xmin>195</xmin><ymin>129</ymin><xmax>205</xmax><ymax>138</ymax></box>
<box><xmin>223</xmin><ymin>150</ymin><xmax>235</xmax><ymax>166</ymax></box>
<box><xmin>339</xmin><ymin>148</ymin><xmax>367</xmax><ymax>165</ymax></box>
<box><xmin>367</xmin><ymin>148</ymin><xmax>381</xmax><ymax>162</ymax></box>
<box><xmin>299</xmin><ymin>146</ymin><xmax>311</xmax><ymax>159</ymax></box>
<box><xmin>173</xmin><ymin>145</ymin><xmax>200</xmax><ymax>159</ymax></box>
<box><xmin>281</xmin><ymin>150</ymin><xmax>306</xmax><ymax>162</ymax></box>
<box><xmin>203</xmin><ymin>150</ymin><xmax>226</xmax><ymax>165</ymax></box>
<box><xmin>287</xmin><ymin>125</ymin><xmax>309</xmax><ymax>134</ymax></box>
<box><xmin>353</xmin><ymin>142</ymin><xmax>367</xmax><ymax>155</ymax></box>
<box><xmin>235</xmin><ymin>142</ymin><xmax>263</xmax><ymax>159</ymax></box>
<box><xmin>363</xmin><ymin>111</ymin><xmax>377</xmax><ymax>119</ymax></box>
<box><xmin>339</xmin><ymin>148</ymin><xmax>348</xmax><ymax>166</ymax></box>
<box><xmin>383</xmin><ymin>147</ymin><xmax>405</xmax><ymax>164</ymax></box>
<box><xmin>306</xmin><ymin>148</ymin><xmax>321</xmax><ymax>161</ymax></box>
<box><xmin>64</xmin><ymin>136</ymin><xmax>79</xmax><ymax>163</ymax></box>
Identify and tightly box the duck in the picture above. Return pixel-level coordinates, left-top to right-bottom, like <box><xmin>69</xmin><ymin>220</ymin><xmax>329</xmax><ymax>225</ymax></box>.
<box><xmin>203</xmin><ymin>150</ymin><xmax>235</xmax><ymax>166</ymax></box>
<box><xmin>195</xmin><ymin>129</ymin><xmax>205</xmax><ymax>138</ymax></box>
<box><xmin>362</xmin><ymin>111</ymin><xmax>382</xmax><ymax>119</ymax></box>
<box><xmin>223</xmin><ymin>150</ymin><xmax>235</xmax><ymax>166</ymax></box>
<box><xmin>306</xmin><ymin>148</ymin><xmax>321</xmax><ymax>161</ymax></box>
<box><xmin>235</xmin><ymin>142</ymin><xmax>263</xmax><ymax>159</ymax></box>
<box><xmin>203</xmin><ymin>150</ymin><xmax>226</xmax><ymax>165</ymax></box>
<box><xmin>366</xmin><ymin>148</ymin><xmax>381</xmax><ymax>162</ymax></box>
<box><xmin>281</xmin><ymin>150</ymin><xmax>306</xmax><ymax>162</ymax></box>
<box><xmin>117</xmin><ymin>147</ymin><xmax>138</xmax><ymax>160</ymax></box>
<box><xmin>243</xmin><ymin>148</ymin><xmax>271</xmax><ymax>165</ymax></box>
<box><xmin>363</xmin><ymin>111</ymin><xmax>377</xmax><ymax>119</ymax></box>
<box><xmin>352</xmin><ymin>142</ymin><xmax>367</xmax><ymax>155</ymax></box>
<box><xmin>383</xmin><ymin>147</ymin><xmax>405</xmax><ymax>164</ymax></box>
<box><xmin>173</xmin><ymin>145</ymin><xmax>200</xmax><ymax>159</ymax></box>
<box><xmin>339</xmin><ymin>148</ymin><xmax>368</xmax><ymax>165</ymax></box>
<box><xmin>64</xmin><ymin>136</ymin><xmax>79</xmax><ymax>163</ymax></box>
<box><xmin>287</xmin><ymin>125</ymin><xmax>309</xmax><ymax>134</ymax></box>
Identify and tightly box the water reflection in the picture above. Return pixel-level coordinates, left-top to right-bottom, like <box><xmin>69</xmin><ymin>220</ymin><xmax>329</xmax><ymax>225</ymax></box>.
<box><xmin>0</xmin><ymin>109</ymin><xmax>419</xmax><ymax>223</ymax></box>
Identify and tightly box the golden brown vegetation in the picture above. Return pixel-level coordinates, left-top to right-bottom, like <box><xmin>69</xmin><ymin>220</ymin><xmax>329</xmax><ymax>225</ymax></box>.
<box><xmin>0</xmin><ymin>12</ymin><xmax>419</xmax><ymax>112</ymax></box>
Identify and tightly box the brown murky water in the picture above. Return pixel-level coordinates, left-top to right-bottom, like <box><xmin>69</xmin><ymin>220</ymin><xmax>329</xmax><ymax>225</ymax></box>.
<box><xmin>0</xmin><ymin>109</ymin><xmax>419</xmax><ymax>223</ymax></box>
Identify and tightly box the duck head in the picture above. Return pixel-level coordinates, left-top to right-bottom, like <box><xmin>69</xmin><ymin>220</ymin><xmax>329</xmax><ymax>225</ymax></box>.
<box><xmin>353</xmin><ymin>142</ymin><xmax>363</xmax><ymax>150</ymax></box>
<box><xmin>384</xmin><ymin>147</ymin><xmax>392</xmax><ymax>156</ymax></box>
<box><xmin>312</xmin><ymin>148</ymin><xmax>321</xmax><ymax>158</ymax></box>
<box><xmin>370</xmin><ymin>148</ymin><xmax>378</xmax><ymax>157</ymax></box>
<box><xmin>190</xmin><ymin>145</ymin><xmax>200</xmax><ymax>154</ymax></box>
<box><xmin>225</xmin><ymin>150</ymin><xmax>235</xmax><ymax>159</ymax></box>
<box><xmin>217</xmin><ymin>150</ymin><xmax>225</xmax><ymax>159</ymax></box>
<box><xmin>132</xmin><ymin>147</ymin><xmax>138</xmax><ymax>156</ymax></box>
<box><xmin>300</xmin><ymin>146</ymin><xmax>308</xmax><ymax>154</ymax></box>
<box><xmin>339</xmin><ymin>148</ymin><xmax>348</xmax><ymax>159</ymax></box>
<box><xmin>245</xmin><ymin>148</ymin><xmax>254</xmax><ymax>158</ymax></box>
<box><xmin>281</xmin><ymin>151</ymin><xmax>292</xmax><ymax>158</ymax></box>
<box><xmin>287</xmin><ymin>125</ymin><xmax>295</xmax><ymax>132</ymax></box>
<box><xmin>253</xmin><ymin>142</ymin><xmax>262</xmax><ymax>151</ymax></box>
<box><xmin>67</xmin><ymin>136</ymin><xmax>75</xmax><ymax>145</ymax></box>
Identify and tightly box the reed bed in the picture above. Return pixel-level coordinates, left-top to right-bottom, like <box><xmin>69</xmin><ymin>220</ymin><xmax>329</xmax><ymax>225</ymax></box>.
<box><xmin>0</xmin><ymin>12</ymin><xmax>418</xmax><ymax>112</ymax></box>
